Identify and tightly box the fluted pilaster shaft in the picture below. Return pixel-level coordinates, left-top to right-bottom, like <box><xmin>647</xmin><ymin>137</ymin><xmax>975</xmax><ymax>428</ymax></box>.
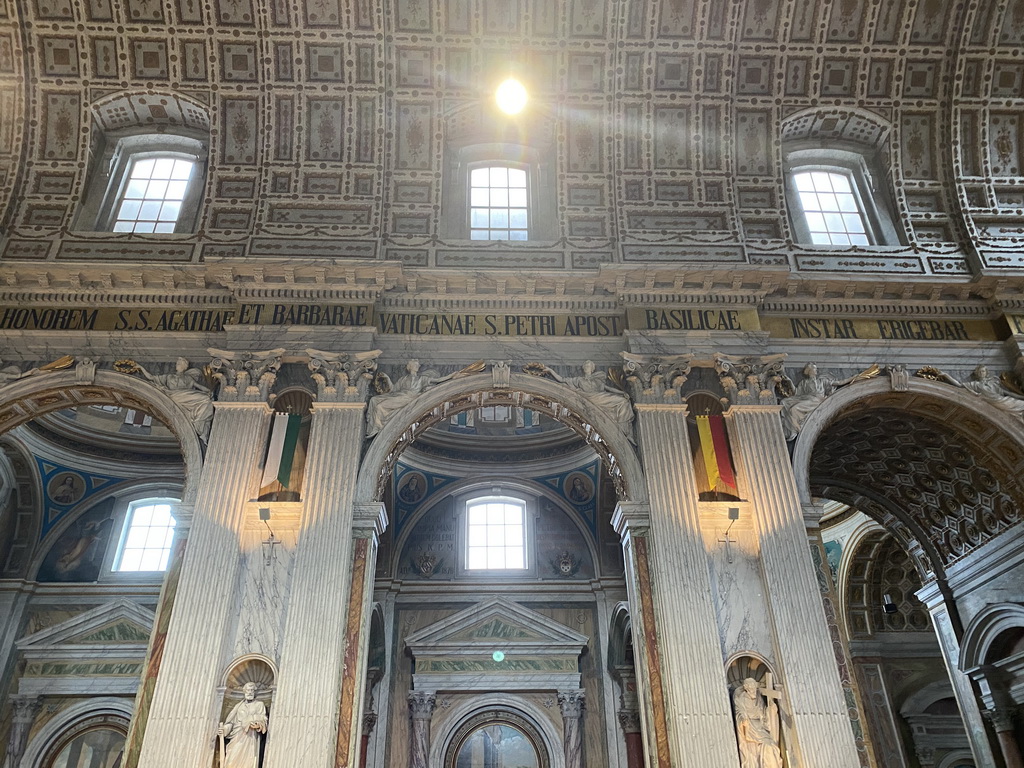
<box><xmin>263</xmin><ymin>402</ymin><xmax>367</xmax><ymax>768</ymax></box>
<box><xmin>633</xmin><ymin>403</ymin><xmax>739</xmax><ymax>768</ymax></box>
<box><xmin>407</xmin><ymin>692</ymin><xmax>435</xmax><ymax>768</ymax></box>
<box><xmin>136</xmin><ymin>402</ymin><xmax>271</xmax><ymax>768</ymax></box>
<box><xmin>726</xmin><ymin>406</ymin><xmax>859</xmax><ymax>767</ymax></box>
<box><xmin>559</xmin><ymin>690</ymin><xmax>585</xmax><ymax>768</ymax></box>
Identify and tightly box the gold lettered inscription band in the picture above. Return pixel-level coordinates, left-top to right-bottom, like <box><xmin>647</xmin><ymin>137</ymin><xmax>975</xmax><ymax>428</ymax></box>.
<box><xmin>376</xmin><ymin>311</ymin><xmax>625</xmax><ymax>337</ymax></box>
<box><xmin>761</xmin><ymin>315</ymin><xmax>1001</xmax><ymax>342</ymax></box>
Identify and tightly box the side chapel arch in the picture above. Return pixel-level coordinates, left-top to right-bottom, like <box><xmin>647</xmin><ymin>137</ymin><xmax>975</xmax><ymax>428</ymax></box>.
<box><xmin>354</xmin><ymin>371</ymin><xmax>647</xmax><ymax>507</ymax></box>
<box><xmin>0</xmin><ymin>370</ymin><xmax>205</xmax><ymax>503</ymax></box>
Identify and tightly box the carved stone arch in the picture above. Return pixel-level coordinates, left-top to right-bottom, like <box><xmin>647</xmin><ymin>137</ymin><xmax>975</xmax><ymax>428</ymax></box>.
<box><xmin>430</xmin><ymin>694</ymin><xmax>564</xmax><ymax>768</ymax></box>
<box><xmin>0</xmin><ymin>435</ymin><xmax>42</xmax><ymax>578</ymax></box>
<box><xmin>608</xmin><ymin>601</ymin><xmax>633</xmax><ymax>672</ymax></box>
<box><xmin>20</xmin><ymin>697</ymin><xmax>133</xmax><ymax>768</ymax></box>
<box><xmin>354</xmin><ymin>372</ymin><xmax>647</xmax><ymax>508</ymax></box>
<box><xmin>841</xmin><ymin>528</ymin><xmax>890</xmax><ymax>640</ymax></box>
<box><xmin>389</xmin><ymin>476</ymin><xmax>602</xmax><ymax>578</ymax></box>
<box><xmin>0</xmin><ymin>370</ymin><xmax>204</xmax><ymax>503</ymax></box>
<box><xmin>959</xmin><ymin>602</ymin><xmax>1024</xmax><ymax>672</ymax></box>
<box><xmin>791</xmin><ymin>377</ymin><xmax>1024</xmax><ymax>574</ymax></box>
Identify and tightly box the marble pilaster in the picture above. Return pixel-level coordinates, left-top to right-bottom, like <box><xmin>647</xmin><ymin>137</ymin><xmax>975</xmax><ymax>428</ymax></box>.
<box><xmin>261</xmin><ymin>401</ymin><xmax>368</xmax><ymax>768</ymax></box>
<box><xmin>726</xmin><ymin>405</ymin><xmax>860</xmax><ymax>767</ymax></box>
<box><xmin>0</xmin><ymin>582</ymin><xmax>32</xmax><ymax>697</ymax></box>
<box><xmin>408</xmin><ymin>691</ymin><xmax>435</xmax><ymax>768</ymax></box>
<box><xmin>558</xmin><ymin>689</ymin><xmax>585</xmax><ymax>768</ymax></box>
<box><xmin>4</xmin><ymin>693</ymin><xmax>42</xmax><ymax>768</ymax></box>
<box><xmin>916</xmin><ymin>588</ymin><xmax>999</xmax><ymax>767</ymax></box>
<box><xmin>134</xmin><ymin>402</ymin><xmax>273</xmax><ymax>768</ymax></box>
<box><xmin>628</xmin><ymin>398</ymin><xmax>739</xmax><ymax>768</ymax></box>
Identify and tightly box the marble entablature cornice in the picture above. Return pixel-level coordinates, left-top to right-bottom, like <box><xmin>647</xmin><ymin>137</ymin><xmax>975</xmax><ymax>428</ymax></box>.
<box><xmin>0</xmin><ymin>262</ymin><xmax>1021</xmax><ymax>318</ymax></box>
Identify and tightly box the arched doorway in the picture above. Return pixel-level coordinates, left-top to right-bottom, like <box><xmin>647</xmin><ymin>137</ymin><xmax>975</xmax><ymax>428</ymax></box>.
<box><xmin>354</xmin><ymin>371</ymin><xmax>645</xmax><ymax>768</ymax></box>
<box><xmin>792</xmin><ymin>378</ymin><xmax>1024</xmax><ymax>766</ymax></box>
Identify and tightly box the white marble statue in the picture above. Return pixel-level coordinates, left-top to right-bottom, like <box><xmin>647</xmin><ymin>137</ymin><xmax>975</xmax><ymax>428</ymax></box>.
<box><xmin>217</xmin><ymin>682</ymin><xmax>268</xmax><ymax>768</ymax></box>
<box><xmin>962</xmin><ymin>365</ymin><xmax>1024</xmax><ymax>417</ymax></box>
<box><xmin>733</xmin><ymin>678</ymin><xmax>783</xmax><ymax>768</ymax></box>
<box><xmin>779</xmin><ymin>362</ymin><xmax>852</xmax><ymax>440</ymax></box>
<box><xmin>539</xmin><ymin>361</ymin><xmax>635</xmax><ymax>434</ymax></box>
<box><xmin>366</xmin><ymin>360</ymin><xmax>455</xmax><ymax>437</ymax></box>
<box><xmin>135</xmin><ymin>357</ymin><xmax>215</xmax><ymax>442</ymax></box>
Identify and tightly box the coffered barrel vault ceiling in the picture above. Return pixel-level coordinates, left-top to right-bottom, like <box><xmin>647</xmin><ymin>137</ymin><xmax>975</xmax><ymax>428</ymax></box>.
<box><xmin>0</xmin><ymin>0</ymin><xmax>1022</xmax><ymax>273</ymax></box>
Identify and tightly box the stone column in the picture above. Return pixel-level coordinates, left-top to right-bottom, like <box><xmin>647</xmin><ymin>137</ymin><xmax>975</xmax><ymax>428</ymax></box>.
<box><xmin>558</xmin><ymin>690</ymin><xmax>585</xmax><ymax>768</ymax></box>
<box><xmin>4</xmin><ymin>693</ymin><xmax>42</xmax><ymax>768</ymax></box>
<box><xmin>986</xmin><ymin>707</ymin><xmax>1023</xmax><ymax>768</ymax></box>
<box><xmin>0</xmin><ymin>582</ymin><xmax>32</xmax><ymax>697</ymax></box>
<box><xmin>407</xmin><ymin>691</ymin><xmax>435</xmax><ymax>768</ymax></box>
<box><xmin>617</xmin><ymin>709</ymin><xmax>643</xmax><ymax>768</ymax></box>
<box><xmin>725</xmin><ymin>402</ymin><xmax>861</xmax><ymax>767</ymax></box>
<box><xmin>618</xmin><ymin>355</ymin><xmax>739</xmax><ymax>768</ymax></box>
<box><xmin>135</xmin><ymin>398</ymin><xmax>272</xmax><ymax>768</ymax></box>
<box><xmin>263</xmin><ymin>356</ymin><xmax>379</xmax><ymax>768</ymax></box>
<box><xmin>359</xmin><ymin>711</ymin><xmax>377</xmax><ymax>768</ymax></box>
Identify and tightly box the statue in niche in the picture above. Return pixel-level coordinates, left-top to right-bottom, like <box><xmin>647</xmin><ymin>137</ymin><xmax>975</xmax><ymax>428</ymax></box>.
<box><xmin>217</xmin><ymin>682</ymin><xmax>268</xmax><ymax>768</ymax></box>
<box><xmin>733</xmin><ymin>677</ymin><xmax>783</xmax><ymax>768</ymax></box>
<box><xmin>532</xmin><ymin>361</ymin><xmax>635</xmax><ymax>435</ymax></box>
<box><xmin>365</xmin><ymin>359</ymin><xmax>483</xmax><ymax>437</ymax></box>
<box><xmin>923</xmin><ymin>364</ymin><xmax>1024</xmax><ymax>418</ymax></box>
<box><xmin>134</xmin><ymin>357</ymin><xmax>215</xmax><ymax>442</ymax></box>
<box><xmin>780</xmin><ymin>362</ymin><xmax>879</xmax><ymax>440</ymax></box>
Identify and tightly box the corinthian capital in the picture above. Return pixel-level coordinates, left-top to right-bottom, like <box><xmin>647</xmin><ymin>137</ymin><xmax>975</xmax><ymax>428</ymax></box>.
<box><xmin>306</xmin><ymin>348</ymin><xmax>381</xmax><ymax>402</ymax></box>
<box><xmin>619</xmin><ymin>352</ymin><xmax>692</xmax><ymax>402</ymax></box>
<box><xmin>208</xmin><ymin>347</ymin><xmax>285</xmax><ymax>403</ymax></box>
<box><xmin>408</xmin><ymin>691</ymin><xmax>436</xmax><ymax>720</ymax></box>
<box><xmin>714</xmin><ymin>353</ymin><xmax>790</xmax><ymax>406</ymax></box>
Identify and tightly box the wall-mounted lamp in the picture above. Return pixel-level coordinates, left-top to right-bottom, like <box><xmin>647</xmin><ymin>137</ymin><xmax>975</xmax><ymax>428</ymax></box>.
<box><xmin>260</xmin><ymin>507</ymin><xmax>280</xmax><ymax>566</ymax></box>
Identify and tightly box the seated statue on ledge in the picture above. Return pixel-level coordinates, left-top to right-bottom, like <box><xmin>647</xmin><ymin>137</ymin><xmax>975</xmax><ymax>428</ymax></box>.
<box><xmin>733</xmin><ymin>677</ymin><xmax>783</xmax><ymax>768</ymax></box>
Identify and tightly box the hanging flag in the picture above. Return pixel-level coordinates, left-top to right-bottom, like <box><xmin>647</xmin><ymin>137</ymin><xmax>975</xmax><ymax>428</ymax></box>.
<box><xmin>261</xmin><ymin>413</ymin><xmax>302</xmax><ymax>489</ymax></box>
<box><xmin>696</xmin><ymin>415</ymin><xmax>738</xmax><ymax>494</ymax></box>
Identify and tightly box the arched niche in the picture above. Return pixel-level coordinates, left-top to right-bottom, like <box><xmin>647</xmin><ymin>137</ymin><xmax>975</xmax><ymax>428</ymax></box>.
<box><xmin>355</xmin><ymin>372</ymin><xmax>647</xmax><ymax>510</ymax></box>
<box><xmin>0</xmin><ymin>370</ymin><xmax>204</xmax><ymax>503</ymax></box>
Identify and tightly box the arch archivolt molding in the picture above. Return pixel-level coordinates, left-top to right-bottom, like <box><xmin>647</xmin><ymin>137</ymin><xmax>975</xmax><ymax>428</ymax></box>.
<box><xmin>354</xmin><ymin>372</ymin><xmax>647</xmax><ymax>507</ymax></box>
<box><xmin>791</xmin><ymin>376</ymin><xmax>1024</xmax><ymax>507</ymax></box>
<box><xmin>0</xmin><ymin>370</ymin><xmax>204</xmax><ymax>502</ymax></box>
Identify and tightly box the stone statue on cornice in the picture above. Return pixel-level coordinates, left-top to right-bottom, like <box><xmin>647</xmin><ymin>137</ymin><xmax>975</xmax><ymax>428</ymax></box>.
<box><xmin>365</xmin><ymin>359</ymin><xmax>483</xmax><ymax>437</ymax></box>
<box><xmin>780</xmin><ymin>362</ymin><xmax>879</xmax><ymax>440</ymax></box>
<box><xmin>135</xmin><ymin>357</ymin><xmax>214</xmax><ymax>443</ymax></box>
<box><xmin>924</xmin><ymin>364</ymin><xmax>1024</xmax><ymax>418</ymax></box>
<box><xmin>532</xmin><ymin>361</ymin><xmax>635</xmax><ymax>438</ymax></box>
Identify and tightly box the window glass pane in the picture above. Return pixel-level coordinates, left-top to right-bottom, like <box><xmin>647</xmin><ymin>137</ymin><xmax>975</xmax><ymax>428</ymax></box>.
<box><xmin>114</xmin><ymin>156</ymin><xmax>195</xmax><ymax>232</ymax></box>
<box><xmin>794</xmin><ymin>173</ymin><xmax>814</xmax><ymax>192</ymax></box>
<box><xmin>116</xmin><ymin>499</ymin><xmax>178</xmax><ymax>572</ymax></box>
<box><xmin>469</xmin><ymin>165</ymin><xmax>529</xmax><ymax>240</ymax></box>
<box><xmin>153</xmin><ymin>158</ymin><xmax>175</xmax><ymax>178</ymax></box>
<box><xmin>466</xmin><ymin>499</ymin><xmax>527</xmax><ymax>570</ymax></box>
<box><xmin>133</xmin><ymin>158</ymin><xmax>155</xmax><ymax>178</ymax></box>
<box><xmin>794</xmin><ymin>170</ymin><xmax>871</xmax><ymax>245</ymax></box>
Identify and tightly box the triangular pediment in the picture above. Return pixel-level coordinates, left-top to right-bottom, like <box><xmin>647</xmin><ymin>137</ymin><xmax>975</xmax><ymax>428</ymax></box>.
<box><xmin>17</xmin><ymin>598</ymin><xmax>155</xmax><ymax>652</ymax></box>
<box><xmin>406</xmin><ymin>597</ymin><xmax>587</xmax><ymax>654</ymax></box>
